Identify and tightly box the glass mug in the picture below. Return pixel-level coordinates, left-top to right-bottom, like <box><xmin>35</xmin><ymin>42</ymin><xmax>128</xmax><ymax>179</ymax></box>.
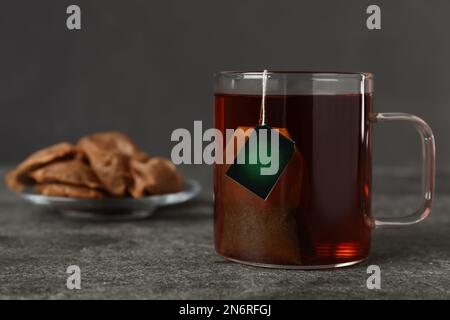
<box><xmin>213</xmin><ymin>71</ymin><xmax>435</xmax><ymax>269</ymax></box>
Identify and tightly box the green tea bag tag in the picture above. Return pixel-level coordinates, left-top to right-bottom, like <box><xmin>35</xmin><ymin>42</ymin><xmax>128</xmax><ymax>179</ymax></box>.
<box><xmin>226</xmin><ymin>125</ymin><xmax>295</xmax><ymax>200</ymax></box>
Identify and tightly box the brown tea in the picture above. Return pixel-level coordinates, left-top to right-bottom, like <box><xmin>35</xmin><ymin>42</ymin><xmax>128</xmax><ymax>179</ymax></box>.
<box><xmin>214</xmin><ymin>93</ymin><xmax>373</xmax><ymax>267</ymax></box>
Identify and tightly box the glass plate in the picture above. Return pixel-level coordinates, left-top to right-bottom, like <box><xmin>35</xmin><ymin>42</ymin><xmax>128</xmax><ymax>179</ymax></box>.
<box><xmin>19</xmin><ymin>179</ymin><xmax>201</xmax><ymax>221</ymax></box>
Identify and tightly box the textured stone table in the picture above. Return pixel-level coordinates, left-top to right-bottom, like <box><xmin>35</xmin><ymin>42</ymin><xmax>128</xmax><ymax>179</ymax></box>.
<box><xmin>0</xmin><ymin>165</ymin><xmax>449</xmax><ymax>299</ymax></box>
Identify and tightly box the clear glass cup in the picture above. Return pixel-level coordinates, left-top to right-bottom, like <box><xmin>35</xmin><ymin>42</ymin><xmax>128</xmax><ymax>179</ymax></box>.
<box><xmin>213</xmin><ymin>71</ymin><xmax>435</xmax><ymax>269</ymax></box>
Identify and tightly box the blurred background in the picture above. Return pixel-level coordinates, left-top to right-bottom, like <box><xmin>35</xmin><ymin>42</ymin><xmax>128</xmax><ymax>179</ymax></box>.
<box><xmin>1</xmin><ymin>0</ymin><xmax>448</xmax><ymax>183</ymax></box>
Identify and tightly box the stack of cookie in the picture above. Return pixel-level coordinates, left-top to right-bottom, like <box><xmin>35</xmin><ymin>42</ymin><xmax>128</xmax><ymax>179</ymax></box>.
<box><xmin>5</xmin><ymin>132</ymin><xmax>183</xmax><ymax>199</ymax></box>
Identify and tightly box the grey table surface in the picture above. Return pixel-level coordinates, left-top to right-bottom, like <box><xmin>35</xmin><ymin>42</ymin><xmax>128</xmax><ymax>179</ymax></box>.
<box><xmin>0</xmin><ymin>165</ymin><xmax>449</xmax><ymax>300</ymax></box>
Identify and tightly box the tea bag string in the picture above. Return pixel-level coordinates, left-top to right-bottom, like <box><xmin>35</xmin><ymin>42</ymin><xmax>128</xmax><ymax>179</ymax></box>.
<box><xmin>259</xmin><ymin>69</ymin><xmax>268</xmax><ymax>126</ymax></box>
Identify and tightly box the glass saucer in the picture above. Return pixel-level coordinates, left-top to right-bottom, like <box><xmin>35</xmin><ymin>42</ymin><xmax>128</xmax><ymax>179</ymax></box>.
<box><xmin>20</xmin><ymin>179</ymin><xmax>201</xmax><ymax>221</ymax></box>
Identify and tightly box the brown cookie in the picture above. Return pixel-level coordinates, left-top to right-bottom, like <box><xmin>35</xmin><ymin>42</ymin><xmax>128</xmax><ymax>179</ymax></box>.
<box><xmin>78</xmin><ymin>134</ymin><xmax>131</xmax><ymax>196</ymax></box>
<box><xmin>129</xmin><ymin>157</ymin><xmax>184</xmax><ymax>197</ymax></box>
<box><xmin>79</xmin><ymin>131</ymin><xmax>149</xmax><ymax>159</ymax></box>
<box><xmin>36</xmin><ymin>183</ymin><xmax>105</xmax><ymax>199</ymax></box>
<box><xmin>29</xmin><ymin>159</ymin><xmax>102</xmax><ymax>189</ymax></box>
<box><xmin>5</xmin><ymin>142</ymin><xmax>79</xmax><ymax>192</ymax></box>
<box><xmin>128</xmin><ymin>163</ymin><xmax>147</xmax><ymax>198</ymax></box>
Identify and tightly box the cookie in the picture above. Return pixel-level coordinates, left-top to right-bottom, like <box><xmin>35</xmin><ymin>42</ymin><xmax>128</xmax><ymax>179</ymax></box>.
<box><xmin>129</xmin><ymin>157</ymin><xmax>184</xmax><ymax>197</ymax></box>
<box><xmin>78</xmin><ymin>134</ymin><xmax>131</xmax><ymax>196</ymax></box>
<box><xmin>79</xmin><ymin>131</ymin><xmax>149</xmax><ymax>159</ymax></box>
<box><xmin>5</xmin><ymin>142</ymin><xmax>79</xmax><ymax>192</ymax></box>
<box><xmin>29</xmin><ymin>159</ymin><xmax>102</xmax><ymax>189</ymax></box>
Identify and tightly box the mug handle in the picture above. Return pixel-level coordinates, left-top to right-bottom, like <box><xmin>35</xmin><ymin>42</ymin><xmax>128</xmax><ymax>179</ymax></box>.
<box><xmin>369</xmin><ymin>112</ymin><xmax>436</xmax><ymax>228</ymax></box>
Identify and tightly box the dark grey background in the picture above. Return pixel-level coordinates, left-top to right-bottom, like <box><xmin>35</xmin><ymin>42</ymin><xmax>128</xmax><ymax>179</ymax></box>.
<box><xmin>1</xmin><ymin>0</ymin><xmax>448</xmax><ymax>171</ymax></box>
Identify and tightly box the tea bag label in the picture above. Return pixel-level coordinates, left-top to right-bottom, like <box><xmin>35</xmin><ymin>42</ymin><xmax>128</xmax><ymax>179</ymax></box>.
<box><xmin>226</xmin><ymin>125</ymin><xmax>295</xmax><ymax>200</ymax></box>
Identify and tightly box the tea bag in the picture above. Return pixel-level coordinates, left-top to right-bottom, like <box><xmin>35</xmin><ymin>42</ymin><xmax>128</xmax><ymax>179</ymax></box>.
<box><xmin>225</xmin><ymin>70</ymin><xmax>301</xmax><ymax>200</ymax></box>
<box><xmin>220</xmin><ymin>70</ymin><xmax>305</xmax><ymax>265</ymax></box>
